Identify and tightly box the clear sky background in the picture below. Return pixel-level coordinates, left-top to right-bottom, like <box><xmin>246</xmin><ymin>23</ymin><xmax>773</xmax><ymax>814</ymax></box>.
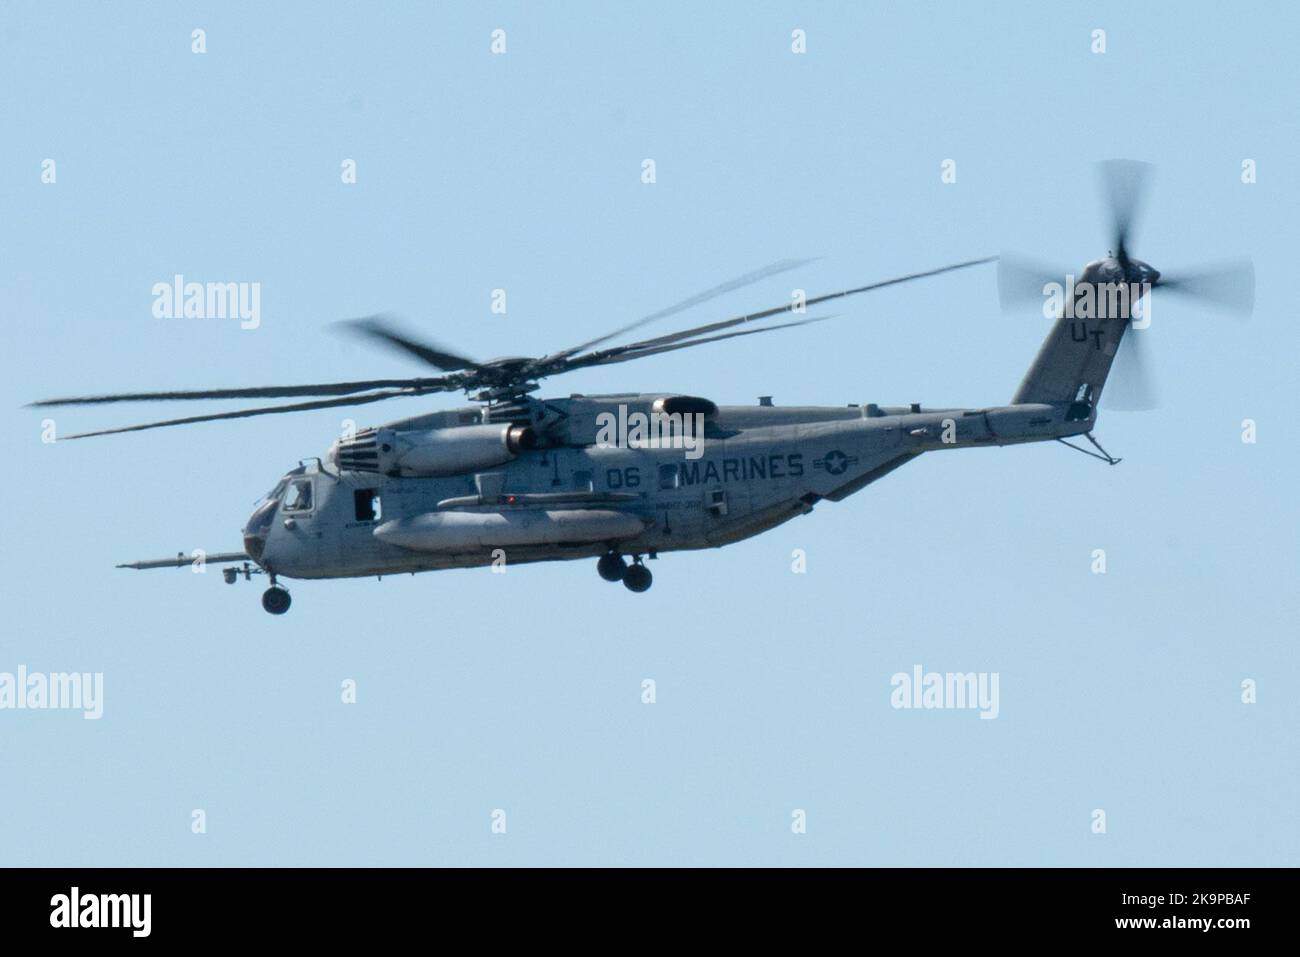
<box><xmin>2</xmin><ymin>2</ymin><xmax>1296</xmax><ymax>866</ymax></box>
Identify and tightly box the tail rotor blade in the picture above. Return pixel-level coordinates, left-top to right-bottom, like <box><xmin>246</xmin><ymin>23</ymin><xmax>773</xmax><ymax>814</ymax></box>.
<box><xmin>1156</xmin><ymin>259</ymin><xmax>1255</xmax><ymax>318</ymax></box>
<box><xmin>997</xmin><ymin>253</ymin><xmax>1070</xmax><ymax>313</ymax></box>
<box><xmin>1102</xmin><ymin>325</ymin><xmax>1158</xmax><ymax>412</ymax></box>
<box><xmin>1097</xmin><ymin>159</ymin><xmax>1152</xmax><ymax>258</ymax></box>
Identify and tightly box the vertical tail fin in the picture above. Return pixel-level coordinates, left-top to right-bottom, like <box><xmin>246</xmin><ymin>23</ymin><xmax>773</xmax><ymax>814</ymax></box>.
<box><xmin>1012</xmin><ymin>269</ymin><xmax>1146</xmax><ymax>413</ymax></box>
<box><xmin>1011</xmin><ymin>313</ymin><xmax>1129</xmax><ymax>409</ymax></box>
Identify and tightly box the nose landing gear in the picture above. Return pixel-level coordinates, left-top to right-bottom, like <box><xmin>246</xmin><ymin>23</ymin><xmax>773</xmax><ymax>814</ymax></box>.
<box><xmin>261</xmin><ymin>582</ymin><xmax>292</xmax><ymax>615</ymax></box>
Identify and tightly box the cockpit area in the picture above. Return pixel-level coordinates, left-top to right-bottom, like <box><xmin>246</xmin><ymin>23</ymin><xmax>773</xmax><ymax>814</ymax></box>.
<box><xmin>242</xmin><ymin>468</ymin><xmax>313</xmax><ymax>562</ymax></box>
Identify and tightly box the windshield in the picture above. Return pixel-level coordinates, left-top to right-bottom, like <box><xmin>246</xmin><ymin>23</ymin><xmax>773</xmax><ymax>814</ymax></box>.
<box><xmin>261</xmin><ymin>478</ymin><xmax>290</xmax><ymax>506</ymax></box>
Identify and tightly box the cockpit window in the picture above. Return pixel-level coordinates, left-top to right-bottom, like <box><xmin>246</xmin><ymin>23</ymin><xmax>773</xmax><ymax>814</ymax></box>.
<box><xmin>284</xmin><ymin>478</ymin><xmax>314</xmax><ymax>512</ymax></box>
<box><xmin>261</xmin><ymin>478</ymin><xmax>289</xmax><ymax>506</ymax></box>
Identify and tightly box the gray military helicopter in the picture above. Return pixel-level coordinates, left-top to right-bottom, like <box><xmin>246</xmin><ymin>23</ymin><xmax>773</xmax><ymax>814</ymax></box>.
<box><xmin>34</xmin><ymin>162</ymin><xmax>1252</xmax><ymax>614</ymax></box>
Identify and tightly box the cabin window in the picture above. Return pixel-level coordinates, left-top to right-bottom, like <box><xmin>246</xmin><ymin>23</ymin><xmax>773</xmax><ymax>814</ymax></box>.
<box><xmin>573</xmin><ymin>470</ymin><xmax>593</xmax><ymax>492</ymax></box>
<box><xmin>658</xmin><ymin>463</ymin><xmax>680</xmax><ymax>490</ymax></box>
<box><xmin>283</xmin><ymin>478</ymin><xmax>313</xmax><ymax>512</ymax></box>
<box><xmin>354</xmin><ymin>489</ymin><xmax>381</xmax><ymax>522</ymax></box>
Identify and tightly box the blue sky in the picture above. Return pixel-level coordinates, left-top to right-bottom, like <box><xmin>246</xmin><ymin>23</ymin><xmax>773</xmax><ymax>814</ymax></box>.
<box><xmin>1</xmin><ymin>1</ymin><xmax>1296</xmax><ymax>866</ymax></box>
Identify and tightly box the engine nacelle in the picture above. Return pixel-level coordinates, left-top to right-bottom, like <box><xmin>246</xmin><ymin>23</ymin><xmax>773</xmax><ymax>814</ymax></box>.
<box><xmin>331</xmin><ymin>423</ymin><xmax>535</xmax><ymax>477</ymax></box>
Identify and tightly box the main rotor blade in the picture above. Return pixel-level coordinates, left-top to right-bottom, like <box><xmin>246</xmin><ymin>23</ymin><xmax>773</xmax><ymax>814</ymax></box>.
<box><xmin>30</xmin><ymin>377</ymin><xmax>449</xmax><ymax>407</ymax></box>
<box><xmin>573</xmin><ymin>257</ymin><xmax>996</xmax><ymax>364</ymax></box>
<box><xmin>341</xmin><ymin>315</ymin><xmax>482</xmax><ymax>371</ymax></box>
<box><xmin>59</xmin><ymin>387</ymin><xmax>445</xmax><ymax>440</ymax></box>
<box><xmin>546</xmin><ymin>257</ymin><xmax>818</xmax><ymax>361</ymax></box>
<box><xmin>571</xmin><ymin>314</ymin><xmax>836</xmax><ymax>368</ymax></box>
<box><xmin>1102</xmin><ymin>326</ymin><xmax>1158</xmax><ymax>412</ymax></box>
<box><xmin>1097</xmin><ymin>159</ymin><xmax>1151</xmax><ymax>259</ymax></box>
<box><xmin>1156</xmin><ymin>259</ymin><xmax>1255</xmax><ymax>318</ymax></box>
<box><xmin>997</xmin><ymin>253</ymin><xmax>1073</xmax><ymax>313</ymax></box>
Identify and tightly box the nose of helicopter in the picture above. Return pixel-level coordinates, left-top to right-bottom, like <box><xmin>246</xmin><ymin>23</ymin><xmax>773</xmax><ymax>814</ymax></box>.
<box><xmin>242</xmin><ymin>497</ymin><xmax>277</xmax><ymax>563</ymax></box>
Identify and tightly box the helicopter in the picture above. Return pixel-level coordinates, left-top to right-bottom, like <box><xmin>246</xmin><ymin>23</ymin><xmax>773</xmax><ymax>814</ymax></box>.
<box><xmin>32</xmin><ymin>162</ymin><xmax>1253</xmax><ymax>614</ymax></box>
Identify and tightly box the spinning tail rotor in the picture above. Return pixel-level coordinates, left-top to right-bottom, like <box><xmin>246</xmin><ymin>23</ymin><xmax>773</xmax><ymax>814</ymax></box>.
<box><xmin>1000</xmin><ymin>160</ymin><xmax>1255</xmax><ymax>413</ymax></box>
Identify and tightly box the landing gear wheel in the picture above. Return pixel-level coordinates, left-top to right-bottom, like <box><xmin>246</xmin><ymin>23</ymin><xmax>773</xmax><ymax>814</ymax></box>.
<box><xmin>597</xmin><ymin>552</ymin><xmax>627</xmax><ymax>582</ymax></box>
<box><xmin>261</xmin><ymin>587</ymin><xmax>292</xmax><ymax>615</ymax></box>
<box><xmin>622</xmin><ymin>562</ymin><xmax>653</xmax><ymax>593</ymax></box>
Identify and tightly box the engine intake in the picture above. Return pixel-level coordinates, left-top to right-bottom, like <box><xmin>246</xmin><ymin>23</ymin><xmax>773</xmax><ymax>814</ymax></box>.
<box><xmin>331</xmin><ymin>423</ymin><xmax>535</xmax><ymax>477</ymax></box>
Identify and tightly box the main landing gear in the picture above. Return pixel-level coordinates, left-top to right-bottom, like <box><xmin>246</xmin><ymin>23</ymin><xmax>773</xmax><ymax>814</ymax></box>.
<box><xmin>597</xmin><ymin>552</ymin><xmax>627</xmax><ymax>582</ymax></box>
<box><xmin>597</xmin><ymin>551</ymin><xmax>653</xmax><ymax>592</ymax></box>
